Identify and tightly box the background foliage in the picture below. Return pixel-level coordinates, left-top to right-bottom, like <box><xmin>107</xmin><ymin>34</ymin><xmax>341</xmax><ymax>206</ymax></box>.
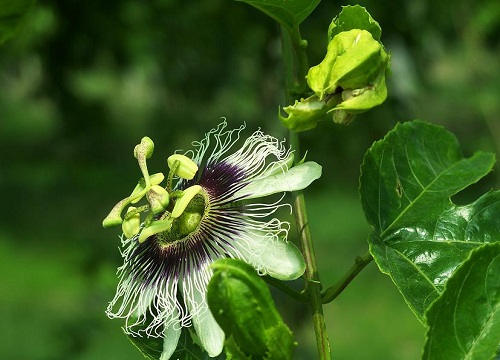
<box><xmin>1</xmin><ymin>0</ymin><xmax>499</xmax><ymax>359</ymax></box>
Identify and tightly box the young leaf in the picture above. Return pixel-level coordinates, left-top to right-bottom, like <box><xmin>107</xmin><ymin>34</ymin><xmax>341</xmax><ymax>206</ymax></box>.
<box><xmin>423</xmin><ymin>243</ymin><xmax>500</xmax><ymax>360</ymax></box>
<box><xmin>0</xmin><ymin>0</ymin><xmax>35</xmax><ymax>44</ymax></box>
<box><xmin>360</xmin><ymin>120</ymin><xmax>498</xmax><ymax>321</ymax></box>
<box><xmin>235</xmin><ymin>0</ymin><xmax>320</xmax><ymax>33</ymax></box>
<box><xmin>328</xmin><ymin>5</ymin><xmax>382</xmax><ymax>41</ymax></box>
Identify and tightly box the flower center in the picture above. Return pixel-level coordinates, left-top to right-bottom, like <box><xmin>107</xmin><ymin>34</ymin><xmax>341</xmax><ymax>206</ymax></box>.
<box><xmin>157</xmin><ymin>192</ymin><xmax>207</xmax><ymax>245</ymax></box>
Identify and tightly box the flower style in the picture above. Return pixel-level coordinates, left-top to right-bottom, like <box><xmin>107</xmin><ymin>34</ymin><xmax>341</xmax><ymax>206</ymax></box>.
<box><xmin>103</xmin><ymin>120</ymin><xmax>322</xmax><ymax>359</ymax></box>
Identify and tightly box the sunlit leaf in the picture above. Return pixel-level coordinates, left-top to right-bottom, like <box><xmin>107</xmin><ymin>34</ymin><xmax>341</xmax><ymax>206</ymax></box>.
<box><xmin>360</xmin><ymin>120</ymin><xmax>498</xmax><ymax>321</ymax></box>
<box><xmin>235</xmin><ymin>0</ymin><xmax>320</xmax><ymax>32</ymax></box>
<box><xmin>0</xmin><ymin>0</ymin><xmax>35</xmax><ymax>44</ymax></box>
<box><xmin>423</xmin><ymin>243</ymin><xmax>500</xmax><ymax>360</ymax></box>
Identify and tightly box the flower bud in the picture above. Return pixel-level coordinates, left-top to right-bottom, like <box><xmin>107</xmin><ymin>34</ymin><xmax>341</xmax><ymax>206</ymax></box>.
<box><xmin>307</xmin><ymin>29</ymin><xmax>388</xmax><ymax>100</ymax></box>
<box><xmin>167</xmin><ymin>154</ymin><xmax>198</xmax><ymax>180</ymax></box>
<box><xmin>328</xmin><ymin>69</ymin><xmax>387</xmax><ymax>123</ymax></box>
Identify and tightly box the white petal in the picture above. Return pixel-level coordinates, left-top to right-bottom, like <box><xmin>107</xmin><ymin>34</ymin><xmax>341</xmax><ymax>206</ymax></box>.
<box><xmin>184</xmin><ymin>281</ymin><xmax>225</xmax><ymax>357</ymax></box>
<box><xmin>234</xmin><ymin>161</ymin><xmax>322</xmax><ymax>200</ymax></box>
<box><xmin>236</xmin><ymin>236</ymin><xmax>306</xmax><ymax>281</ymax></box>
<box><xmin>160</xmin><ymin>308</ymin><xmax>182</xmax><ymax>360</ymax></box>
<box><xmin>192</xmin><ymin>306</ymin><xmax>225</xmax><ymax>357</ymax></box>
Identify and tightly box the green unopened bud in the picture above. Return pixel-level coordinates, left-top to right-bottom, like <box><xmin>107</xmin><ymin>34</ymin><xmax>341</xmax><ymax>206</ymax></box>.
<box><xmin>147</xmin><ymin>185</ymin><xmax>170</xmax><ymax>214</ymax></box>
<box><xmin>167</xmin><ymin>154</ymin><xmax>198</xmax><ymax>180</ymax></box>
<box><xmin>122</xmin><ymin>206</ymin><xmax>141</xmax><ymax>238</ymax></box>
<box><xmin>171</xmin><ymin>185</ymin><xmax>202</xmax><ymax>218</ymax></box>
<box><xmin>307</xmin><ymin>29</ymin><xmax>388</xmax><ymax>100</ymax></box>
<box><xmin>207</xmin><ymin>259</ymin><xmax>295</xmax><ymax>359</ymax></box>
<box><xmin>329</xmin><ymin>69</ymin><xmax>387</xmax><ymax>122</ymax></box>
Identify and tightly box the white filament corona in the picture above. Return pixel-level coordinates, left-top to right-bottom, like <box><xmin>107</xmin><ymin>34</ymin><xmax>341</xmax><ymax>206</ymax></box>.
<box><xmin>106</xmin><ymin>119</ymin><xmax>321</xmax><ymax>359</ymax></box>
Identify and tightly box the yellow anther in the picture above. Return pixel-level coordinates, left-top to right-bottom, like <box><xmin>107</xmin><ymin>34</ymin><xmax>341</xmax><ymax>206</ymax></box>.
<box><xmin>167</xmin><ymin>154</ymin><xmax>198</xmax><ymax>180</ymax></box>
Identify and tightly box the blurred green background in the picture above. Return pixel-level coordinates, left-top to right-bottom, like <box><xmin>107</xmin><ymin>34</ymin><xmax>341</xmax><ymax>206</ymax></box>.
<box><xmin>1</xmin><ymin>0</ymin><xmax>499</xmax><ymax>359</ymax></box>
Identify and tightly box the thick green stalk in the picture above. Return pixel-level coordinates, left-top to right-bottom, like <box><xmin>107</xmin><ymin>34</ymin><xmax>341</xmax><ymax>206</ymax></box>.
<box><xmin>281</xmin><ymin>26</ymin><xmax>332</xmax><ymax>360</ymax></box>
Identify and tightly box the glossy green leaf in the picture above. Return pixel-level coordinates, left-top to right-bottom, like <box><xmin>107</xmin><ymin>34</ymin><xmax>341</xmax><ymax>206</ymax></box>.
<box><xmin>328</xmin><ymin>5</ymin><xmax>382</xmax><ymax>41</ymax></box>
<box><xmin>0</xmin><ymin>0</ymin><xmax>35</xmax><ymax>44</ymax></box>
<box><xmin>423</xmin><ymin>243</ymin><xmax>500</xmax><ymax>360</ymax></box>
<box><xmin>235</xmin><ymin>0</ymin><xmax>320</xmax><ymax>33</ymax></box>
<box><xmin>127</xmin><ymin>327</ymin><xmax>225</xmax><ymax>360</ymax></box>
<box><xmin>207</xmin><ymin>258</ymin><xmax>295</xmax><ymax>360</ymax></box>
<box><xmin>360</xmin><ymin>120</ymin><xmax>498</xmax><ymax>321</ymax></box>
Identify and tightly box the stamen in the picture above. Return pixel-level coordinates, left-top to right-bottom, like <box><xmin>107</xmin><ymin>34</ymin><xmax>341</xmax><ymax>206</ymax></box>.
<box><xmin>168</xmin><ymin>154</ymin><xmax>199</xmax><ymax>180</ymax></box>
<box><xmin>138</xmin><ymin>217</ymin><xmax>174</xmax><ymax>243</ymax></box>
<box><xmin>171</xmin><ymin>185</ymin><xmax>202</xmax><ymax>218</ymax></box>
<box><xmin>122</xmin><ymin>206</ymin><xmax>141</xmax><ymax>238</ymax></box>
<box><xmin>147</xmin><ymin>185</ymin><xmax>170</xmax><ymax>214</ymax></box>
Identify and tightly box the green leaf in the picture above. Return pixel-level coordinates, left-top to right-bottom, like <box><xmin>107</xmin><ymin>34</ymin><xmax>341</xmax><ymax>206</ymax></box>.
<box><xmin>207</xmin><ymin>258</ymin><xmax>295</xmax><ymax>360</ymax></box>
<box><xmin>360</xmin><ymin>120</ymin><xmax>498</xmax><ymax>321</ymax></box>
<box><xmin>328</xmin><ymin>5</ymin><xmax>382</xmax><ymax>41</ymax></box>
<box><xmin>127</xmin><ymin>327</ymin><xmax>225</xmax><ymax>360</ymax></box>
<box><xmin>235</xmin><ymin>0</ymin><xmax>320</xmax><ymax>33</ymax></box>
<box><xmin>423</xmin><ymin>243</ymin><xmax>500</xmax><ymax>360</ymax></box>
<box><xmin>0</xmin><ymin>0</ymin><xmax>35</xmax><ymax>44</ymax></box>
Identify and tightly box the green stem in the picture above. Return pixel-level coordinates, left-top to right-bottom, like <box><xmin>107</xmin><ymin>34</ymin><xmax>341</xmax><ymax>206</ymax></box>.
<box><xmin>281</xmin><ymin>25</ymin><xmax>331</xmax><ymax>360</ymax></box>
<box><xmin>321</xmin><ymin>251</ymin><xmax>373</xmax><ymax>303</ymax></box>
<box><xmin>292</xmin><ymin>184</ymin><xmax>332</xmax><ymax>360</ymax></box>
<box><xmin>263</xmin><ymin>275</ymin><xmax>309</xmax><ymax>303</ymax></box>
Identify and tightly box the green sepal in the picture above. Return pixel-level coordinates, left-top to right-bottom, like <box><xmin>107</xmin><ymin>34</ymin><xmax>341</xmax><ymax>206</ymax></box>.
<box><xmin>279</xmin><ymin>95</ymin><xmax>338</xmax><ymax>132</ymax></box>
<box><xmin>207</xmin><ymin>258</ymin><xmax>295</xmax><ymax>360</ymax></box>
<box><xmin>328</xmin><ymin>5</ymin><xmax>382</xmax><ymax>41</ymax></box>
